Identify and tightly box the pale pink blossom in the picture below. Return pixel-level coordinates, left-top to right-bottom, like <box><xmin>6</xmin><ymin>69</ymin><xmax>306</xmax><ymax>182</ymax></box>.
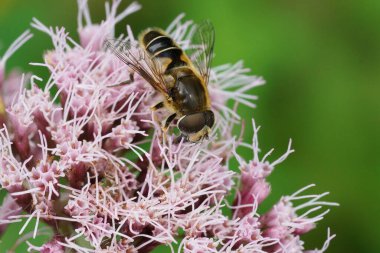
<box><xmin>0</xmin><ymin>1</ymin><xmax>337</xmax><ymax>253</ymax></box>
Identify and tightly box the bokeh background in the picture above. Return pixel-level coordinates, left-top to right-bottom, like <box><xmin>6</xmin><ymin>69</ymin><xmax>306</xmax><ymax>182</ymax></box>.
<box><xmin>0</xmin><ymin>0</ymin><xmax>379</xmax><ymax>252</ymax></box>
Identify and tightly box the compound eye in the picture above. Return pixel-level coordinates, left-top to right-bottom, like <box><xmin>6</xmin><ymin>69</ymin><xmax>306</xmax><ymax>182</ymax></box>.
<box><xmin>204</xmin><ymin>110</ymin><xmax>215</xmax><ymax>128</ymax></box>
<box><xmin>178</xmin><ymin>112</ymin><xmax>206</xmax><ymax>134</ymax></box>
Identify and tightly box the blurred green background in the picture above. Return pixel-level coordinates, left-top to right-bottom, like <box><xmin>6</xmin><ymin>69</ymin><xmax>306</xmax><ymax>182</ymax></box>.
<box><xmin>0</xmin><ymin>0</ymin><xmax>379</xmax><ymax>252</ymax></box>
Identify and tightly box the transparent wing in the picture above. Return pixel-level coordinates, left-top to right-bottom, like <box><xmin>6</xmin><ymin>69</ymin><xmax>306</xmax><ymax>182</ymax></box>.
<box><xmin>104</xmin><ymin>38</ymin><xmax>169</xmax><ymax>95</ymax></box>
<box><xmin>188</xmin><ymin>21</ymin><xmax>215</xmax><ymax>85</ymax></box>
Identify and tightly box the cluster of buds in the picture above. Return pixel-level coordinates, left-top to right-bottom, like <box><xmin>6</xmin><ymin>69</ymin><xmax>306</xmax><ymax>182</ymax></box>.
<box><xmin>0</xmin><ymin>1</ymin><xmax>337</xmax><ymax>252</ymax></box>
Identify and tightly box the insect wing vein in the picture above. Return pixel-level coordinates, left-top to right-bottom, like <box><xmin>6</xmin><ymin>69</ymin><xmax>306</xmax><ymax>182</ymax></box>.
<box><xmin>104</xmin><ymin>38</ymin><xmax>168</xmax><ymax>95</ymax></box>
<box><xmin>188</xmin><ymin>20</ymin><xmax>215</xmax><ymax>86</ymax></box>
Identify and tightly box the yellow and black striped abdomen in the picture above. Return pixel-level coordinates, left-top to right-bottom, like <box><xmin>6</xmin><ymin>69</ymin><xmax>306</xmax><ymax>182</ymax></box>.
<box><xmin>140</xmin><ymin>29</ymin><xmax>188</xmax><ymax>73</ymax></box>
<box><xmin>139</xmin><ymin>29</ymin><xmax>210</xmax><ymax>114</ymax></box>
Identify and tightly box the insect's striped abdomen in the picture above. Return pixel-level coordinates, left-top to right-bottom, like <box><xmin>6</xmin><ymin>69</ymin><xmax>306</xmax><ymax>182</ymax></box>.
<box><xmin>140</xmin><ymin>29</ymin><xmax>187</xmax><ymax>73</ymax></box>
<box><xmin>139</xmin><ymin>28</ymin><xmax>211</xmax><ymax>114</ymax></box>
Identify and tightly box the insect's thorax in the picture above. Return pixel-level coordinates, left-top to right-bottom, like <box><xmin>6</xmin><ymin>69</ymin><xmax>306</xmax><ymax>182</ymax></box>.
<box><xmin>141</xmin><ymin>29</ymin><xmax>210</xmax><ymax>114</ymax></box>
<box><xmin>169</xmin><ymin>69</ymin><xmax>209</xmax><ymax>114</ymax></box>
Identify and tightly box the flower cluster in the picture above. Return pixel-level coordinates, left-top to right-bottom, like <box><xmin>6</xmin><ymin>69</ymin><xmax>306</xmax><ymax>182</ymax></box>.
<box><xmin>0</xmin><ymin>1</ymin><xmax>337</xmax><ymax>252</ymax></box>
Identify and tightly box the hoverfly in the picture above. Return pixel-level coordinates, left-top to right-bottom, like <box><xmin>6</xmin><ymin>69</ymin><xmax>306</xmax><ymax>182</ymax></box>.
<box><xmin>105</xmin><ymin>21</ymin><xmax>215</xmax><ymax>142</ymax></box>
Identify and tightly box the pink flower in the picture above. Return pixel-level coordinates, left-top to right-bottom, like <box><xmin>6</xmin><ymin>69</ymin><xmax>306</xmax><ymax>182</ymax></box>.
<box><xmin>181</xmin><ymin>237</ymin><xmax>219</xmax><ymax>253</ymax></box>
<box><xmin>259</xmin><ymin>185</ymin><xmax>338</xmax><ymax>252</ymax></box>
<box><xmin>0</xmin><ymin>30</ymin><xmax>33</xmax><ymax>108</ymax></box>
<box><xmin>234</xmin><ymin>120</ymin><xmax>294</xmax><ymax>218</ymax></box>
<box><xmin>0</xmin><ymin>1</ymin><xmax>337</xmax><ymax>253</ymax></box>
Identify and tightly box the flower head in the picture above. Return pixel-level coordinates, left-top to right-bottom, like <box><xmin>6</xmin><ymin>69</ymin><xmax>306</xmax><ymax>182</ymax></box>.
<box><xmin>0</xmin><ymin>1</ymin><xmax>336</xmax><ymax>253</ymax></box>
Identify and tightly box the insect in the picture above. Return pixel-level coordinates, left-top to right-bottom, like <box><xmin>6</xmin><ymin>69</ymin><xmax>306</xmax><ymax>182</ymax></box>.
<box><xmin>105</xmin><ymin>21</ymin><xmax>215</xmax><ymax>142</ymax></box>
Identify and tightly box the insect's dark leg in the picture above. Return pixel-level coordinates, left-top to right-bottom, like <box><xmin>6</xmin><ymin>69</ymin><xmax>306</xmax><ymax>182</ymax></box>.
<box><xmin>174</xmin><ymin>134</ymin><xmax>186</xmax><ymax>144</ymax></box>
<box><xmin>109</xmin><ymin>73</ymin><xmax>135</xmax><ymax>87</ymax></box>
<box><xmin>150</xmin><ymin>102</ymin><xmax>165</xmax><ymax>129</ymax></box>
<box><xmin>160</xmin><ymin>113</ymin><xmax>176</xmax><ymax>143</ymax></box>
<box><xmin>162</xmin><ymin>113</ymin><xmax>177</xmax><ymax>131</ymax></box>
<box><xmin>150</xmin><ymin>101</ymin><xmax>164</xmax><ymax>111</ymax></box>
<box><xmin>129</xmin><ymin>72</ymin><xmax>134</xmax><ymax>82</ymax></box>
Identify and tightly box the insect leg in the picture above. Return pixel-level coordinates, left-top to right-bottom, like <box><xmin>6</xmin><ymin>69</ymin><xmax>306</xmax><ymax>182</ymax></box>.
<box><xmin>174</xmin><ymin>134</ymin><xmax>186</xmax><ymax>144</ymax></box>
<box><xmin>162</xmin><ymin>113</ymin><xmax>177</xmax><ymax>131</ymax></box>
<box><xmin>109</xmin><ymin>73</ymin><xmax>135</xmax><ymax>87</ymax></box>
<box><xmin>160</xmin><ymin>113</ymin><xmax>176</xmax><ymax>144</ymax></box>
<box><xmin>150</xmin><ymin>101</ymin><xmax>165</xmax><ymax>127</ymax></box>
<box><xmin>150</xmin><ymin>101</ymin><xmax>164</xmax><ymax>111</ymax></box>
